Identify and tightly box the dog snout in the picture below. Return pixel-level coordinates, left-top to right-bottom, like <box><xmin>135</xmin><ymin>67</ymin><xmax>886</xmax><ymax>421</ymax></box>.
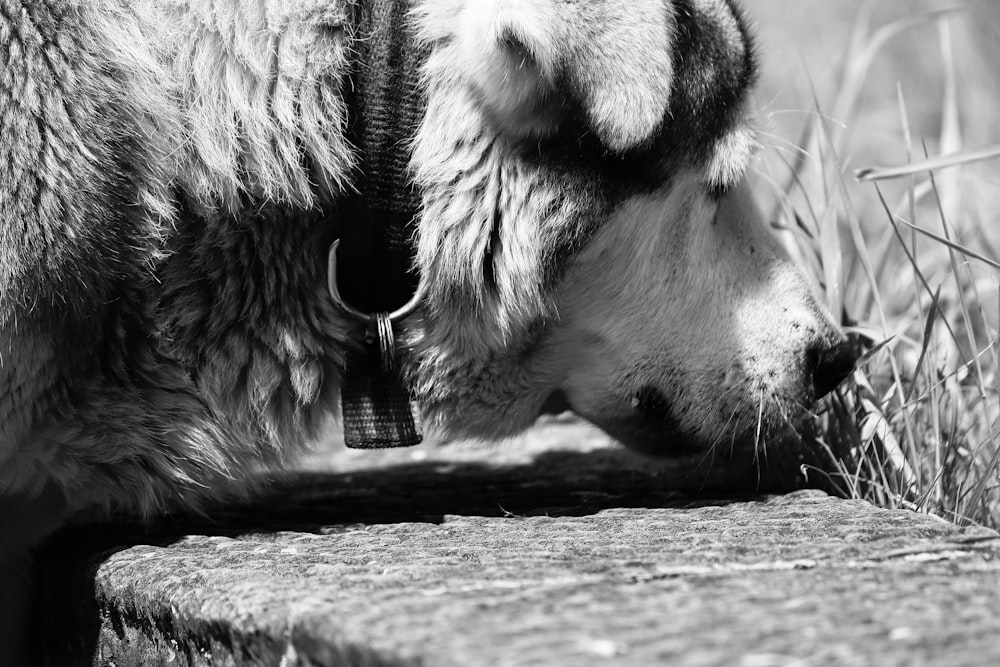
<box><xmin>807</xmin><ymin>336</ymin><xmax>858</xmax><ymax>400</ymax></box>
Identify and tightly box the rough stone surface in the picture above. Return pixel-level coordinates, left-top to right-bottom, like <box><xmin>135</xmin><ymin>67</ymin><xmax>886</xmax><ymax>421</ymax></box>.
<box><xmin>33</xmin><ymin>442</ymin><xmax>1000</xmax><ymax>667</ymax></box>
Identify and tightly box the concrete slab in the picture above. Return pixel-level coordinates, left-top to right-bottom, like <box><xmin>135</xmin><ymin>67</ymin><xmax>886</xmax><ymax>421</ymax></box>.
<box><xmin>33</xmin><ymin>447</ymin><xmax>1000</xmax><ymax>667</ymax></box>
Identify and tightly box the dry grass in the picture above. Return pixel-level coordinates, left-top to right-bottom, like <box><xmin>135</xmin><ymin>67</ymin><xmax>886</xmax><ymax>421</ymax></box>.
<box><xmin>755</xmin><ymin>3</ymin><xmax>1000</xmax><ymax>526</ymax></box>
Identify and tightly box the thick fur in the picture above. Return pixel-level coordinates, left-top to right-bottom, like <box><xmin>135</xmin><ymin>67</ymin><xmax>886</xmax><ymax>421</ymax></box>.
<box><xmin>0</xmin><ymin>0</ymin><xmax>853</xmax><ymax>661</ymax></box>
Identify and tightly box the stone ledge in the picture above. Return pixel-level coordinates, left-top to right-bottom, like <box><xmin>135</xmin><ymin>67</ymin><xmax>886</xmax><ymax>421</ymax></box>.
<box><xmin>34</xmin><ymin>449</ymin><xmax>1000</xmax><ymax>666</ymax></box>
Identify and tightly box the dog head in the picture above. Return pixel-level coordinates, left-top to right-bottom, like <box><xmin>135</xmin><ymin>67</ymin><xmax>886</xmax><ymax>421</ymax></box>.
<box><xmin>405</xmin><ymin>0</ymin><xmax>856</xmax><ymax>460</ymax></box>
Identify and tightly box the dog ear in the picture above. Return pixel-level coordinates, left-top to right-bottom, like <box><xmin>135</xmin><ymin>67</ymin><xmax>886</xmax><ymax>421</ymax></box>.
<box><xmin>560</xmin><ymin>2</ymin><xmax>677</xmax><ymax>153</ymax></box>
<box><xmin>449</xmin><ymin>0</ymin><xmax>676</xmax><ymax>153</ymax></box>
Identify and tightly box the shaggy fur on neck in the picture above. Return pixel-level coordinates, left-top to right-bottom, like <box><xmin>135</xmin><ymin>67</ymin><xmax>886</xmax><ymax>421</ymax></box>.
<box><xmin>1</xmin><ymin>0</ymin><xmax>361</xmax><ymax>516</ymax></box>
<box><xmin>147</xmin><ymin>0</ymin><xmax>357</xmax><ymax>211</ymax></box>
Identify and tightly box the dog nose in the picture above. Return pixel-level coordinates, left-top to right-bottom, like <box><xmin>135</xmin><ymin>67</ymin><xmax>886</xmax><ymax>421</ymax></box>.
<box><xmin>808</xmin><ymin>337</ymin><xmax>858</xmax><ymax>399</ymax></box>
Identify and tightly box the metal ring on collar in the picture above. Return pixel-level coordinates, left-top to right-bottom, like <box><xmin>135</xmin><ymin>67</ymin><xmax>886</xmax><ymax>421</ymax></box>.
<box><xmin>326</xmin><ymin>239</ymin><xmax>427</xmax><ymax>324</ymax></box>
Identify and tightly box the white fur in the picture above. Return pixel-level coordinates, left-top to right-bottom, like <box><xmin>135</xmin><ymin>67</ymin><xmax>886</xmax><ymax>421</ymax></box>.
<box><xmin>554</xmin><ymin>177</ymin><xmax>839</xmax><ymax>450</ymax></box>
<box><xmin>708</xmin><ymin>124</ymin><xmax>760</xmax><ymax>190</ymax></box>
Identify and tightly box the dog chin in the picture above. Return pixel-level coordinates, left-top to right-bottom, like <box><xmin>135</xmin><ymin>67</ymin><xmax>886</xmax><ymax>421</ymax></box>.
<box><xmin>591</xmin><ymin>419</ymin><xmax>708</xmax><ymax>458</ymax></box>
<box><xmin>604</xmin><ymin>417</ymin><xmax>805</xmax><ymax>463</ymax></box>
<box><xmin>568</xmin><ymin>395</ymin><xmax>808</xmax><ymax>461</ymax></box>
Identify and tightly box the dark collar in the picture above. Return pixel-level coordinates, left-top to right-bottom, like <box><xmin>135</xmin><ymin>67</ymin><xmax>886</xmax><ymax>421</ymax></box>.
<box><xmin>334</xmin><ymin>0</ymin><xmax>428</xmax><ymax>449</ymax></box>
<box><xmin>335</xmin><ymin>0</ymin><xmax>428</xmax><ymax>314</ymax></box>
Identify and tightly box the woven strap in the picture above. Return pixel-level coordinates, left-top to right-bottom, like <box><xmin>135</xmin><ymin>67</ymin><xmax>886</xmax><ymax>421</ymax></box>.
<box><xmin>336</xmin><ymin>0</ymin><xmax>427</xmax><ymax>448</ymax></box>
<box><xmin>341</xmin><ymin>349</ymin><xmax>421</xmax><ymax>448</ymax></box>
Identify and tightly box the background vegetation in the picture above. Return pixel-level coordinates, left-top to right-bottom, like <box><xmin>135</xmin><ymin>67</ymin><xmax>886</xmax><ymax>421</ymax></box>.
<box><xmin>750</xmin><ymin>0</ymin><xmax>1000</xmax><ymax>526</ymax></box>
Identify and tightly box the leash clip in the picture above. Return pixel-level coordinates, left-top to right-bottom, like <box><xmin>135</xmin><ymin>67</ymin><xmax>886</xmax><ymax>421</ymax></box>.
<box><xmin>327</xmin><ymin>239</ymin><xmax>425</xmax><ymax>449</ymax></box>
<box><xmin>329</xmin><ymin>239</ymin><xmax>425</xmax><ymax>370</ymax></box>
<box><xmin>327</xmin><ymin>239</ymin><xmax>426</xmax><ymax>326</ymax></box>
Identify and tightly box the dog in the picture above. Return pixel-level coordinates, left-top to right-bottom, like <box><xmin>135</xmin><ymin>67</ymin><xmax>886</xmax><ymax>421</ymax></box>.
<box><xmin>0</xmin><ymin>0</ymin><xmax>857</xmax><ymax>660</ymax></box>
